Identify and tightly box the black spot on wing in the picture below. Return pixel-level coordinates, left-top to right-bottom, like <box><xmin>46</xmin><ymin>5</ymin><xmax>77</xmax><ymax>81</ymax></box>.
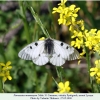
<box><xmin>60</xmin><ymin>42</ymin><xmax>63</xmax><ymax>46</ymax></box>
<box><xmin>66</xmin><ymin>46</ymin><xmax>69</xmax><ymax>49</ymax></box>
<box><xmin>30</xmin><ymin>46</ymin><xmax>32</xmax><ymax>49</ymax></box>
<box><xmin>58</xmin><ymin>54</ymin><xmax>60</xmax><ymax>57</ymax></box>
<box><xmin>39</xmin><ymin>54</ymin><xmax>40</xmax><ymax>56</ymax></box>
<box><xmin>35</xmin><ymin>42</ymin><xmax>38</xmax><ymax>46</ymax></box>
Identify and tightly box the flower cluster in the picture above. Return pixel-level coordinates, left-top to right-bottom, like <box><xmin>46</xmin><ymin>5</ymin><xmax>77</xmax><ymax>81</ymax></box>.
<box><xmin>0</xmin><ymin>61</ymin><xmax>12</xmax><ymax>82</ymax></box>
<box><xmin>52</xmin><ymin>0</ymin><xmax>80</xmax><ymax>26</ymax></box>
<box><xmin>90</xmin><ymin>60</ymin><xmax>100</xmax><ymax>84</ymax></box>
<box><xmin>71</xmin><ymin>29</ymin><xmax>100</xmax><ymax>54</ymax></box>
<box><xmin>54</xmin><ymin>81</ymin><xmax>73</xmax><ymax>93</ymax></box>
<box><xmin>52</xmin><ymin>0</ymin><xmax>100</xmax><ymax>56</ymax></box>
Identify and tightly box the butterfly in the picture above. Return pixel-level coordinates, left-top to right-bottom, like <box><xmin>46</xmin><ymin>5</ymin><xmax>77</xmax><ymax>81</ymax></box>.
<box><xmin>18</xmin><ymin>38</ymin><xmax>79</xmax><ymax>66</ymax></box>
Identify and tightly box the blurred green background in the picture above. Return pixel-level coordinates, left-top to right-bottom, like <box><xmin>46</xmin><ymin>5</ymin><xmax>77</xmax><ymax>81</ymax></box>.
<box><xmin>0</xmin><ymin>0</ymin><xmax>100</xmax><ymax>93</ymax></box>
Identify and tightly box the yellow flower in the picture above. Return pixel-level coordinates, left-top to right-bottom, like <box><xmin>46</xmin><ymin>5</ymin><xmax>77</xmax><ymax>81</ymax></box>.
<box><xmin>76</xmin><ymin>20</ymin><xmax>84</xmax><ymax>30</ymax></box>
<box><xmin>71</xmin><ymin>38</ymin><xmax>83</xmax><ymax>49</ymax></box>
<box><xmin>90</xmin><ymin>68</ymin><xmax>98</xmax><ymax>77</ymax></box>
<box><xmin>54</xmin><ymin>81</ymin><xmax>73</xmax><ymax>93</ymax></box>
<box><xmin>0</xmin><ymin>61</ymin><xmax>12</xmax><ymax>82</ymax></box>
<box><xmin>84</xmin><ymin>29</ymin><xmax>100</xmax><ymax>51</ymax></box>
<box><xmin>90</xmin><ymin>60</ymin><xmax>100</xmax><ymax>84</ymax></box>
<box><xmin>2</xmin><ymin>71</ymin><xmax>12</xmax><ymax>82</ymax></box>
<box><xmin>0</xmin><ymin>61</ymin><xmax>12</xmax><ymax>70</ymax></box>
<box><xmin>39</xmin><ymin>37</ymin><xmax>45</xmax><ymax>40</ymax></box>
<box><xmin>58</xmin><ymin>0</ymin><xmax>67</xmax><ymax>6</ymax></box>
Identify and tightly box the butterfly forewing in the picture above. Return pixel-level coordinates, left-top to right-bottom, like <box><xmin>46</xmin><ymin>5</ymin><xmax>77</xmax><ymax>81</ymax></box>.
<box><xmin>69</xmin><ymin>49</ymin><xmax>79</xmax><ymax>60</ymax></box>
<box><xmin>18</xmin><ymin>40</ymin><xmax>45</xmax><ymax>60</ymax></box>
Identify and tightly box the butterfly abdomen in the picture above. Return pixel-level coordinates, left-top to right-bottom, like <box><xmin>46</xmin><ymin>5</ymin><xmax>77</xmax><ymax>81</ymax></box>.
<box><xmin>44</xmin><ymin>38</ymin><xmax>54</xmax><ymax>54</ymax></box>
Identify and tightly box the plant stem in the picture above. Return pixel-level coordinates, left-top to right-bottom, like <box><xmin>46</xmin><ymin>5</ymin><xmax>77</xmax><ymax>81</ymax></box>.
<box><xmin>55</xmin><ymin>67</ymin><xmax>62</xmax><ymax>82</ymax></box>
<box><xmin>29</xmin><ymin>6</ymin><xmax>50</xmax><ymax>38</ymax></box>
<box><xmin>97</xmin><ymin>84</ymin><xmax>100</xmax><ymax>93</ymax></box>
<box><xmin>0</xmin><ymin>67</ymin><xmax>3</xmax><ymax>93</ymax></box>
<box><xmin>19</xmin><ymin>1</ymin><xmax>31</xmax><ymax>43</ymax></box>
<box><xmin>0</xmin><ymin>79</ymin><xmax>2</xmax><ymax>93</ymax></box>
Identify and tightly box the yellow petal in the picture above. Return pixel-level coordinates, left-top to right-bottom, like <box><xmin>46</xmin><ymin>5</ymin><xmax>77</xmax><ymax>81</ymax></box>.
<box><xmin>7</xmin><ymin>66</ymin><xmax>12</xmax><ymax>69</ymax></box>
<box><xmin>96</xmin><ymin>78</ymin><xmax>100</xmax><ymax>84</ymax></box>
<box><xmin>52</xmin><ymin>8</ymin><xmax>58</xmax><ymax>13</ymax></box>
<box><xmin>65</xmin><ymin>87</ymin><xmax>71</xmax><ymax>92</ymax></box>
<box><xmin>59</xmin><ymin>89</ymin><xmax>65</xmax><ymax>93</ymax></box>
<box><xmin>95</xmin><ymin>60</ymin><xmax>99</xmax><ymax>65</ymax></box>
<box><xmin>58</xmin><ymin>82</ymin><xmax>64</xmax><ymax>89</ymax></box>
<box><xmin>2</xmin><ymin>66</ymin><xmax>12</xmax><ymax>70</ymax></box>
<box><xmin>97</xmin><ymin>72</ymin><xmax>100</xmax><ymax>77</ymax></box>
<box><xmin>90</xmin><ymin>67</ymin><xmax>98</xmax><ymax>72</ymax></box>
<box><xmin>78</xmin><ymin>60</ymin><xmax>81</xmax><ymax>65</ymax></box>
<box><xmin>7</xmin><ymin>76</ymin><xmax>12</xmax><ymax>80</ymax></box>
<box><xmin>0</xmin><ymin>73</ymin><xmax>4</xmax><ymax>76</ymax></box>
<box><xmin>69</xmin><ymin>5</ymin><xmax>76</xmax><ymax>10</ymax></box>
<box><xmin>6</xmin><ymin>61</ymin><xmax>11</xmax><ymax>66</ymax></box>
<box><xmin>81</xmin><ymin>25</ymin><xmax>84</xmax><ymax>30</ymax></box>
<box><xmin>61</xmin><ymin>0</ymin><xmax>67</xmax><ymax>4</ymax></box>
<box><xmin>6</xmin><ymin>71</ymin><xmax>10</xmax><ymax>76</ymax></box>
<box><xmin>80</xmin><ymin>51</ymin><xmax>85</xmax><ymax>56</ymax></box>
<box><xmin>90</xmin><ymin>72</ymin><xmax>96</xmax><ymax>77</ymax></box>
<box><xmin>39</xmin><ymin>37</ymin><xmax>45</xmax><ymax>41</ymax></box>
<box><xmin>90</xmin><ymin>68</ymin><xmax>95</xmax><ymax>71</ymax></box>
<box><xmin>0</xmin><ymin>63</ymin><xmax>5</xmax><ymax>67</ymax></box>
<box><xmin>71</xmin><ymin>41</ymin><xmax>75</xmax><ymax>46</ymax></box>
<box><xmin>65</xmin><ymin>81</ymin><xmax>70</xmax><ymax>87</ymax></box>
<box><xmin>75</xmin><ymin>8</ymin><xmax>80</xmax><ymax>12</ymax></box>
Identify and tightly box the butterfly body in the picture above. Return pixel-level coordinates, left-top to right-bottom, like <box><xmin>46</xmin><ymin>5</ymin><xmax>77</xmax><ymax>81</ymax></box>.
<box><xmin>44</xmin><ymin>38</ymin><xmax>54</xmax><ymax>55</ymax></box>
<box><xmin>18</xmin><ymin>38</ymin><xmax>79</xmax><ymax>66</ymax></box>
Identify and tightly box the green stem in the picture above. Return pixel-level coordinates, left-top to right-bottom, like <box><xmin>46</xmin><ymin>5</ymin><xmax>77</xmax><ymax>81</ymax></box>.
<box><xmin>29</xmin><ymin>6</ymin><xmax>50</xmax><ymax>38</ymax></box>
<box><xmin>0</xmin><ymin>67</ymin><xmax>3</xmax><ymax>93</ymax></box>
<box><xmin>0</xmin><ymin>79</ymin><xmax>2</xmax><ymax>93</ymax></box>
<box><xmin>55</xmin><ymin>67</ymin><xmax>62</xmax><ymax>82</ymax></box>
<box><xmin>85</xmin><ymin>47</ymin><xmax>94</xmax><ymax>92</ymax></box>
<box><xmin>97</xmin><ymin>84</ymin><xmax>100</xmax><ymax>93</ymax></box>
<box><xmin>52</xmin><ymin>76</ymin><xmax>58</xmax><ymax>86</ymax></box>
<box><xmin>19</xmin><ymin>1</ymin><xmax>31</xmax><ymax>43</ymax></box>
<box><xmin>0</xmin><ymin>43</ymin><xmax>6</xmax><ymax>62</ymax></box>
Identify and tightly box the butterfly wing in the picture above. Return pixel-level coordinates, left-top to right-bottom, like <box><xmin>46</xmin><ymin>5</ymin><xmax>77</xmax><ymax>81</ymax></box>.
<box><xmin>32</xmin><ymin>53</ymin><xmax>49</xmax><ymax>66</ymax></box>
<box><xmin>18</xmin><ymin>40</ymin><xmax>49</xmax><ymax>65</ymax></box>
<box><xmin>50</xmin><ymin>39</ymin><xmax>79</xmax><ymax>66</ymax></box>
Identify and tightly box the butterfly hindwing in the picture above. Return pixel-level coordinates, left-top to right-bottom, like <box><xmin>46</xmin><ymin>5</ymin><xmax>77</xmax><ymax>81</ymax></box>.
<box><xmin>50</xmin><ymin>54</ymin><xmax>65</xmax><ymax>66</ymax></box>
<box><xmin>32</xmin><ymin>53</ymin><xmax>49</xmax><ymax>66</ymax></box>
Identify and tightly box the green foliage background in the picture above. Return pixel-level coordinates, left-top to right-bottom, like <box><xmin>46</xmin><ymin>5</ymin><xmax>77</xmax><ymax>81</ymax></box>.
<box><xmin>0</xmin><ymin>1</ymin><xmax>100</xmax><ymax>93</ymax></box>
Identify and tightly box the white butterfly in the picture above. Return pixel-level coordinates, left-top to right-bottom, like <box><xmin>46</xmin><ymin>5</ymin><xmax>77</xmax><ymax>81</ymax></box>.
<box><xmin>18</xmin><ymin>38</ymin><xmax>79</xmax><ymax>66</ymax></box>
